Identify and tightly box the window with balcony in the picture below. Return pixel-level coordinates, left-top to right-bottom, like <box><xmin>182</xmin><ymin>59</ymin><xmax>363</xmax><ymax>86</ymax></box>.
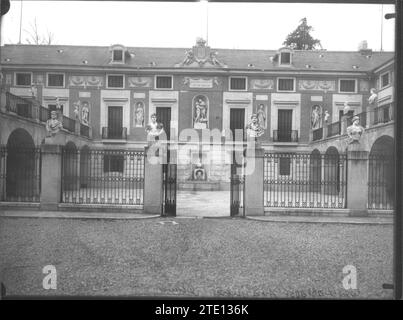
<box><xmin>15</xmin><ymin>73</ymin><xmax>32</xmax><ymax>86</ymax></box>
<box><xmin>107</xmin><ymin>75</ymin><xmax>124</xmax><ymax>89</ymax></box>
<box><xmin>277</xmin><ymin>78</ymin><xmax>295</xmax><ymax>92</ymax></box>
<box><xmin>339</xmin><ymin>79</ymin><xmax>356</xmax><ymax>93</ymax></box>
<box><xmin>47</xmin><ymin>73</ymin><xmax>65</xmax><ymax>87</ymax></box>
<box><xmin>155</xmin><ymin>76</ymin><xmax>173</xmax><ymax>89</ymax></box>
<box><xmin>229</xmin><ymin>77</ymin><xmax>247</xmax><ymax>91</ymax></box>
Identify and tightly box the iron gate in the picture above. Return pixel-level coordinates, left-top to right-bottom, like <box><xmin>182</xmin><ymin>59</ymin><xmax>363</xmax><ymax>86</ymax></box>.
<box><xmin>162</xmin><ymin>163</ymin><xmax>177</xmax><ymax>216</ymax></box>
<box><xmin>368</xmin><ymin>153</ymin><xmax>394</xmax><ymax>209</ymax></box>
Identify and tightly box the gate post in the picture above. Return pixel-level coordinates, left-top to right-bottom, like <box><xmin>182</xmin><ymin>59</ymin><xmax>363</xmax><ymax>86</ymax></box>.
<box><xmin>40</xmin><ymin>143</ymin><xmax>62</xmax><ymax>210</ymax></box>
<box><xmin>144</xmin><ymin>145</ymin><xmax>163</xmax><ymax>214</ymax></box>
<box><xmin>244</xmin><ymin>145</ymin><xmax>264</xmax><ymax>216</ymax></box>
<box><xmin>346</xmin><ymin>143</ymin><xmax>369</xmax><ymax>216</ymax></box>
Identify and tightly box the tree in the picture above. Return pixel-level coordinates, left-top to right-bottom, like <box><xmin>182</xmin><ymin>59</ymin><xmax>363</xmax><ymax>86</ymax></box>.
<box><xmin>283</xmin><ymin>18</ymin><xmax>321</xmax><ymax>50</ymax></box>
<box><xmin>24</xmin><ymin>18</ymin><xmax>54</xmax><ymax>45</ymax></box>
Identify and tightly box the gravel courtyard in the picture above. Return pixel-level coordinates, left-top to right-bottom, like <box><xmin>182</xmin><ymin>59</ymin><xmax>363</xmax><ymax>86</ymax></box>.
<box><xmin>0</xmin><ymin>217</ymin><xmax>393</xmax><ymax>298</ymax></box>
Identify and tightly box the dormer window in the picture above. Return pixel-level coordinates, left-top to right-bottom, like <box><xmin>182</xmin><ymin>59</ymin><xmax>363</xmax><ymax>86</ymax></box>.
<box><xmin>280</xmin><ymin>52</ymin><xmax>291</xmax><ymax>65</ymax></box>
<box><xmin>110</xmin><ymin>44</ymin><xmax>126</xmax><ymax>64</ymax></box>
<box><xmin>113</xmin><ymin>50</ymin><xmax>123</xmax><ymax>62</ymax></box>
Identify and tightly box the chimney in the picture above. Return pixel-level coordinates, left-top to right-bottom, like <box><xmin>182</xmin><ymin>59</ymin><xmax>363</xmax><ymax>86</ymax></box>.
<box><xmin>358</xmin><ymin>40</ymin><xmax>372</xmax><ymax>55</ymax></box>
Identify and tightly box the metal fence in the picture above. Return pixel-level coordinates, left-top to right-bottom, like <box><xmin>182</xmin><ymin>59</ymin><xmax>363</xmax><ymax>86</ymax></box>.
<box><xmin>368</xmin><ymin>153</ymin><xmax>394</xmax><ymax>210</ymax></box>
<box><xmin>0</xmin><ymin>146</ymin><xmax>41</xmax><ymax>202</ymax></box>
<box><xmin>264</xmin><ymin>152</ymin><xmax>347</xmax><ymax>208</ymax></box>
<box><xmin>373</xmin><ymin>103</ymin><xmax>393</xmax><ymax>125</ymax></box>
<box><xmin>61</xmin><ymin>148</ymin><xmax>145</xmax><ymax>205</ymax></box>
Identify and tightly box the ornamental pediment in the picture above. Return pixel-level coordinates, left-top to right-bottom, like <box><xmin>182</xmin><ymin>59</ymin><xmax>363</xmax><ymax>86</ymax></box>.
<box><xmin>175</xmin><ymin>38</ymin><xmax>227</xmax><ymax>68</ymax></box>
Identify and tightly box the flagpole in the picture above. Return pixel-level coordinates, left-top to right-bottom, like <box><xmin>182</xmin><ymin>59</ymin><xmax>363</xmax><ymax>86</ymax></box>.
<box><xmin>19</xmin><ymin>0</ymin><xmax>23</xmax><ymax>44</ymax></box>
<box><xmin>380</xmin><ymin>4</ymin><xmax>384</xmax><ymax>51</ymax></box>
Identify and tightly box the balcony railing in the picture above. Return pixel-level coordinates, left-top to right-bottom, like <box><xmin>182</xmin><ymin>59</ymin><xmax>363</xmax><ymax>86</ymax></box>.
<box><xmin>373</xmin><ymin>103</ymin><xmax>393</xmax><ymax>125</ymax></box>
<box><xmin>102</xmin><ymin>127</ymin><xmax>127</xmax><ymax>140</ymax></box>
<box><xmin>5</xmin><ymin>92</ymin><xmax>33</xmax><ymax>118</ymax></box>
<box><xmin>39</xmin><ymin>106</ymin><xmax>49</xmax><ymax>122</ymax></box>
<box><xmin>80</xmin><ymin>123</ymin><xmax>90</xmax><ymax>138</ymax></box>
<box><xmin>312</xmin><ymin>127</ymin><xmax>323</xmax><ymax>141</ymax></box>
<box><xmin>273</xmin><ymin>130</ymin><xmax>298</xmax><ymax>143</ymax></box>
<box><xmin>62</xmin><ymin>115</ymin><xmax>76</xmax><ymax>133</ymax></box>
<box><xmin>327</xmin><ymin>121</ymin><xmax>340</xmax><ymax>138</ymax></box>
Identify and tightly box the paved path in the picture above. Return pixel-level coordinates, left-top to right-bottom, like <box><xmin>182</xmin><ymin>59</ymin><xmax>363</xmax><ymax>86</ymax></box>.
<box><xmin>177</xmin><ymin>190</ymin><xmax>230</xmax><ymax>217</ymax></box>
<box><xmin>248</xmin><ymin>215</ymin><xmax>393</xmax><ymax>225</ymax></box>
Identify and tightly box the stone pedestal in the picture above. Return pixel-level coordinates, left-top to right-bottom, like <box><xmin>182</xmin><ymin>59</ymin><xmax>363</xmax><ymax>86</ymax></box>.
<box><xmin>144</xmin><ymin>146</ymin><xmax>163</xmax><ymax>215</ymax></box>
<box><xmin>323</xmin><ymin>124</ymin><xmax>328</xmax><ymax>138</ymax></box>
<box><xmin>244</xmin><ymin>146</ymin><xmax>264</xmax><ymax>216</ymax></box>
<box><xmin>346</xmin><ymin>142</ymin><xmax>369</xmax><ymax>216</ymax></box>
<box><xmin>40</xmin><ymin>144</ymin><xmax>62</xmax><ymax>210</ymax></box>
<box><xmin>341</xmin><ymin>115</ymin><xmax>348</xmax><ymax>135</ymax></box>
<box><xmin>367</xmin><ymin>109</ymin><xmax>375</xmax><ymax>127</ymax></box>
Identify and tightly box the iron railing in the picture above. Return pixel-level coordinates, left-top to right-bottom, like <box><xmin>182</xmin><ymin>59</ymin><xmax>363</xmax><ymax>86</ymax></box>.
<box><xmin>264</xmin><ymin>152</ymin><xmax>347</xmax><ymax>208</ymax></box>
<box><xmin>80</xmin><ymin>124</ymin><xmax>90</xmax><ymax>138</ymax></box>
<box><xmin>61</xmin><ymin>148</ymin><xmax>144</xmax><ymax>205</ymax></box>
<box><xmin>373</xmin><ymin>103</ymin><xmax>393</xmax><ymax>125</ymax></box>
<box><xmin>102</xmin><ymin>127</ymin><xmax>127</xmax><ymax>140</ymax></box>
<box><xmin>0</xmin><ymin>146</ymin><xmax>41</xmax><ymax>202</ymax></box>
<box><xmin>312</xmin><ymin>128</ymin><xmax>323</xmax><ymax>141</ymax></box>
<box><xmin>347</xmin><ymin>111</ymin><xmax>367</xmax><ymax>127</ymax></box>
<box><xmin>327</xmin><ymin>121</ymin><xmax>340</xmax><ymax>137</ymax></box>
<box><xmin>368</xmin><ymin>153</ymin><xmax>394</xmax><ymax>209</ymax></box>
<box><xmin>273</xmin><ymin>130</ymin><xmax>298</xmax><ymax>142</ymax></box>
<box><xmin>39</xmin><ymin>106</ymin><xmax>49</xmax><ymax>122</ymax></box>
<box><xmin>5</xmin><ymin>92</ymin><xmax>33</xmax><ymax>118</ymax></box>
<box><xmin>62</xmin><ymin>115</ymin><xmax>76</xmax><ymax>133</ymax></box>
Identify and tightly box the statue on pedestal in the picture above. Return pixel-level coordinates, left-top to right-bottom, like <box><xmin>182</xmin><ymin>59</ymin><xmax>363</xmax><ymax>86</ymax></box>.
<box><xmin>347</xmin><ymin>116</ymin><xmax>365</xmax><ymax>144</ymax></box>
<box><xmin>146</xmin><ymin>113</ymin><xmax>164</xmax><ymax>141</ymax></box>
<box><xmin>46</xmin><ymin>110</ymin><xmax>63</xmax><ymax>137</ymax></box>
<box><xmin>368</xmin><ymin>88</ymin><xmax>377</xmax><ymax>105</ymax></box>
<box><xmin>246</xmin><ymin>114</ymin><xmax>264</xmax><ymax>138</ymax></box>
<box><xmin>193</xmin><ymin>162</ymin><xmax>206</xmax><ymax>181</ymax></box>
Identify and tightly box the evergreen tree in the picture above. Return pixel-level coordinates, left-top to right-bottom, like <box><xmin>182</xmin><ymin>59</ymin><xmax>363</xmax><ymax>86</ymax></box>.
<box><xmin>283</xmin><ymin>18</ymin><xmax>321</xmax><ymax>50</ymax></box>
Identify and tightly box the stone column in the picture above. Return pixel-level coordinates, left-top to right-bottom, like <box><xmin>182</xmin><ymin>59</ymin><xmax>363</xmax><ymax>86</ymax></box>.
<box><xmin>366</xmin><ymin>108</ymin><xmax>374</xmax><ymax>128</ymax></box>
<box><xmin>143</xmin><ymin>145</ymin><xmax>163</xmax><ymax>215</ymax></box>
<box><xmin>244</xmin><ymin>145</ymin><xmax>264</xmax><ymax>216</ymax></box>
<box><xmin>323</xmin><ymin>124</ymin><xmax>328</xmax><ymax>139</ymax></box>
<box><xmin>346</xmin><ymin>142</ymin><xmax>369</xmax><ymax>216</ymax></box>
<box><xmin>341</xmin><ymin>115</ymin><xmax>348</xmax><ymax>135</ymax></box>
<box><xmin>0</xmin><ymin>147</ymin><xmax>6</xmax><ymax>201</ymax></box>
<box><xmin>40</xmin><ymin>143</ymin><xmax>62</xmax><ymax>210</ymax></box>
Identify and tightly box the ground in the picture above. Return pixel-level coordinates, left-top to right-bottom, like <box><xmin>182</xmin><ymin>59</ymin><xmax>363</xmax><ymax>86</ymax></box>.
<box><xmin>0</xmin><ymin>216</ymin><xmax>393</xmax><ymax>298</ymax></box>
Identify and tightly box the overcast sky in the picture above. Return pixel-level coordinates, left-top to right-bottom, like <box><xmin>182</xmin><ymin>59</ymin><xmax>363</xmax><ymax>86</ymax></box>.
<box><xmin>0</xmin><ymin>1</ymin><xmax>396</xmax><ymax>51</ymax></box>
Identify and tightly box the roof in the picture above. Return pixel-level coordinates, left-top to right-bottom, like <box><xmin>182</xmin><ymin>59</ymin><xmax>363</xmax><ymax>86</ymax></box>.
<box><xmin>0</xmin><ymin>44</ymin><xmax>394</xmax><ymax>72</ymax></box>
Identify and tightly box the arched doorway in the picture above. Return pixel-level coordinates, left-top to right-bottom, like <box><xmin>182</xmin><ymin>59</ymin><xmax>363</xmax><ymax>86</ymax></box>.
<box><xmin>368</xmin><ymin>135</ymin><xmax>394</xmax><ymax>209</ymax></box>
<box><xmin>324</xmin><ymin>147</ymin><xmax>340</xmax><ymax>195</ymax></box>
<box><xmin>5</xmin><ymin>128</ymin><xmax>40</xmax><ymax>201</ymax></box>
<box><xmin>309</xmin><ymin>149</ymin><xmax>321</xmax><ymax>192</ymax></box>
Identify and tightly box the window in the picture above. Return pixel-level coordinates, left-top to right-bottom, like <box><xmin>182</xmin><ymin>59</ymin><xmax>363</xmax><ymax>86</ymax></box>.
<box><xmin>47</xmin><ymin>73</ymin><xmax>65</xmax><ymax>87</ymax></box>
<box><xmin>280</xmin><ymin>52</ymin><xmax>291</xmax><ymax>65</ymax></box>
<box><xmin>15</xmin><ymin>73</ymin><xmax>32</xmax><ymax>86</ymax></box>
<box><xmin>229</xmin><ymin>77</ymin><xmax>247</xmax><ymax>91</ymax></box>
<box><xmin>155</xmin><ymin>76</ymin><xmax>173</xmax><ymax>89</ymax></box>
<box><xmin>339</xmin><ymin>79</ymin><xmax>356</xmax><ymax>93</ymax></box>
<box><xmin>278</xmin><ymin>78</ymin><xmax>295</xmax><ymax>91</ymax></box>
<box><xmin>279</xmin><ymin>157</ymin><xmax>291</xmax><ymax>175</ymax></box>
<box><xmin>380</xmin><ymin>72</ymin><xmax>390</xmax><ymax>88</ymax></box>
<box><xmin>113</xmin><ymin>50</ymin><xmax>123</xmax><ymax>62</ymax></box>
<box><xmin>107</xmin><ymin>75</ymin><xmax>124</xmax><ymax>88</ymax></box>
<box><xmin>104</xmin><ymin>155</ymin><xmax>124</xmax><ymax>173</ymax></box>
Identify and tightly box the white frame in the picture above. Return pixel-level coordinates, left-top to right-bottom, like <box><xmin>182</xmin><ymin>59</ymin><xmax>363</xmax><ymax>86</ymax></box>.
<box><xmin>279</xmin><ymin>51</ymin><xmax>292</xmax><ymax>66</ymax></box>
<box><xmin>106</xmin><ymin>74</ymin><xmax>125</xmax><ymax>89</ymax></box>
<box><xmin>338</xmin><ymin>78</ymin><xmax>357</xmax><ymax>93</ymax></box>
<box><xmin>379</xmin><ymin>71</ymin><xmax>391</xmax><ymax>89</ymax></box>
<box><xmin>46</xmin><ymin>72</ymin><xmax>65</xmax><ymax>88</ymax></box>
<box><xmin>14</xmin><ymin>72</ymin><xmax>33</xmax><ymax>87</ymax></box>
<box><xmin>277</xmin><ymin>77</ymin><xmax>296</xmax><ymax>92</ymax></box>
<box><xmin>229</xmin><ymin>76</ymin><xmax>248</xmax><ymax>91</ymax></box>
<box><xmin>154</xmin><ymin>75</ymin><xmax>173</xmax><ymax>90</ymax></box>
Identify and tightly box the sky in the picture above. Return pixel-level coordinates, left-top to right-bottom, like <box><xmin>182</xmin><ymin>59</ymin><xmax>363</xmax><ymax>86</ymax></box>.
<box><xmin>0</xmin><ymin>1</ymin><xmax>396</xmax><ymax>51</ymax></box>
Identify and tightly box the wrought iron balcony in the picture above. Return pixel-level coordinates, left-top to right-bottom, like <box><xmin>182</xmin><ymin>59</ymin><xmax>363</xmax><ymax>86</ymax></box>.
<box><xmin>373</xmin><ymin>103</ymin><xmax>393</xmax><ymax>125</ymax></box>
<box><xmin>327</xmin><ymin>121</ymin><xmax>340</xmax><ymax>138</ymax></box>
<box><xmin>62</xmin><ymin>115</ymin><xmax>76</xmax><ymax>133</ymax></box>
<box><xmin>273</xmin><ymin>130</ymin><xmax>298</xmax><ymax>142</ymax></box>
<box><xmin>312</xmin><ymin>127</ymin><xmax>323</xmax><ymax>141</ymax></box>
<box><xmin>102</xmin><ymin>127</ymin><xmax>127</xmax><ymax>140</ymax></box>
<box><xmin>80</xmin><ymin>123</ymin><xmax>90</xmax><ymax>138</ymax></box>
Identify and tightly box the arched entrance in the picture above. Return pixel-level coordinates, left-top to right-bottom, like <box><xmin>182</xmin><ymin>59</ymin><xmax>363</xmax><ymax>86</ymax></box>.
<box><xmin>5</xmin><ymin>128</ymin><xmax>40</xmax><ymax>202</ymax></box>
<box><xmin>368</xmin><ymin>135</ymin><xmax>394</xmax><ymax>209</ymax></box>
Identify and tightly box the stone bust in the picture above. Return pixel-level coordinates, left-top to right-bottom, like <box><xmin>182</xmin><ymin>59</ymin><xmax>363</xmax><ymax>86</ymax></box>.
<box><xmin>46</xmin><ymin>110</ymin><xmax>63</xmax><ymax>137</ymax></box>
<box><xmin>246</xmin><ymin>114</ymin><xmax>264</xmax><ymax>138</ymax></box>
<box><xmin>347</xmin><ymin>116</ymin><xmax>365</xmax><ymax>144</ymax></box>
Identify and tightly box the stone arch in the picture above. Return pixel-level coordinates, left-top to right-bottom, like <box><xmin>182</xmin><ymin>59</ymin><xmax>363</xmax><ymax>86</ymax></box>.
<box><xmin>5</xmin><ymin>128</ymin><xmax>40</xmax><ymax>201</ymax></box>
<box><xmin>368</xmin><ymin>135</ymin><xmax>394</xmax><ymax>209</ymax></box>
<box><xmin>309</xmin><ymin>149</ymin><xmax>321</xmax><ymax>192</ymax></box>
<box><xmin>324</xmin><ymin>146</ymin><xmax>340</xmax><ymax>194</ymax></box>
